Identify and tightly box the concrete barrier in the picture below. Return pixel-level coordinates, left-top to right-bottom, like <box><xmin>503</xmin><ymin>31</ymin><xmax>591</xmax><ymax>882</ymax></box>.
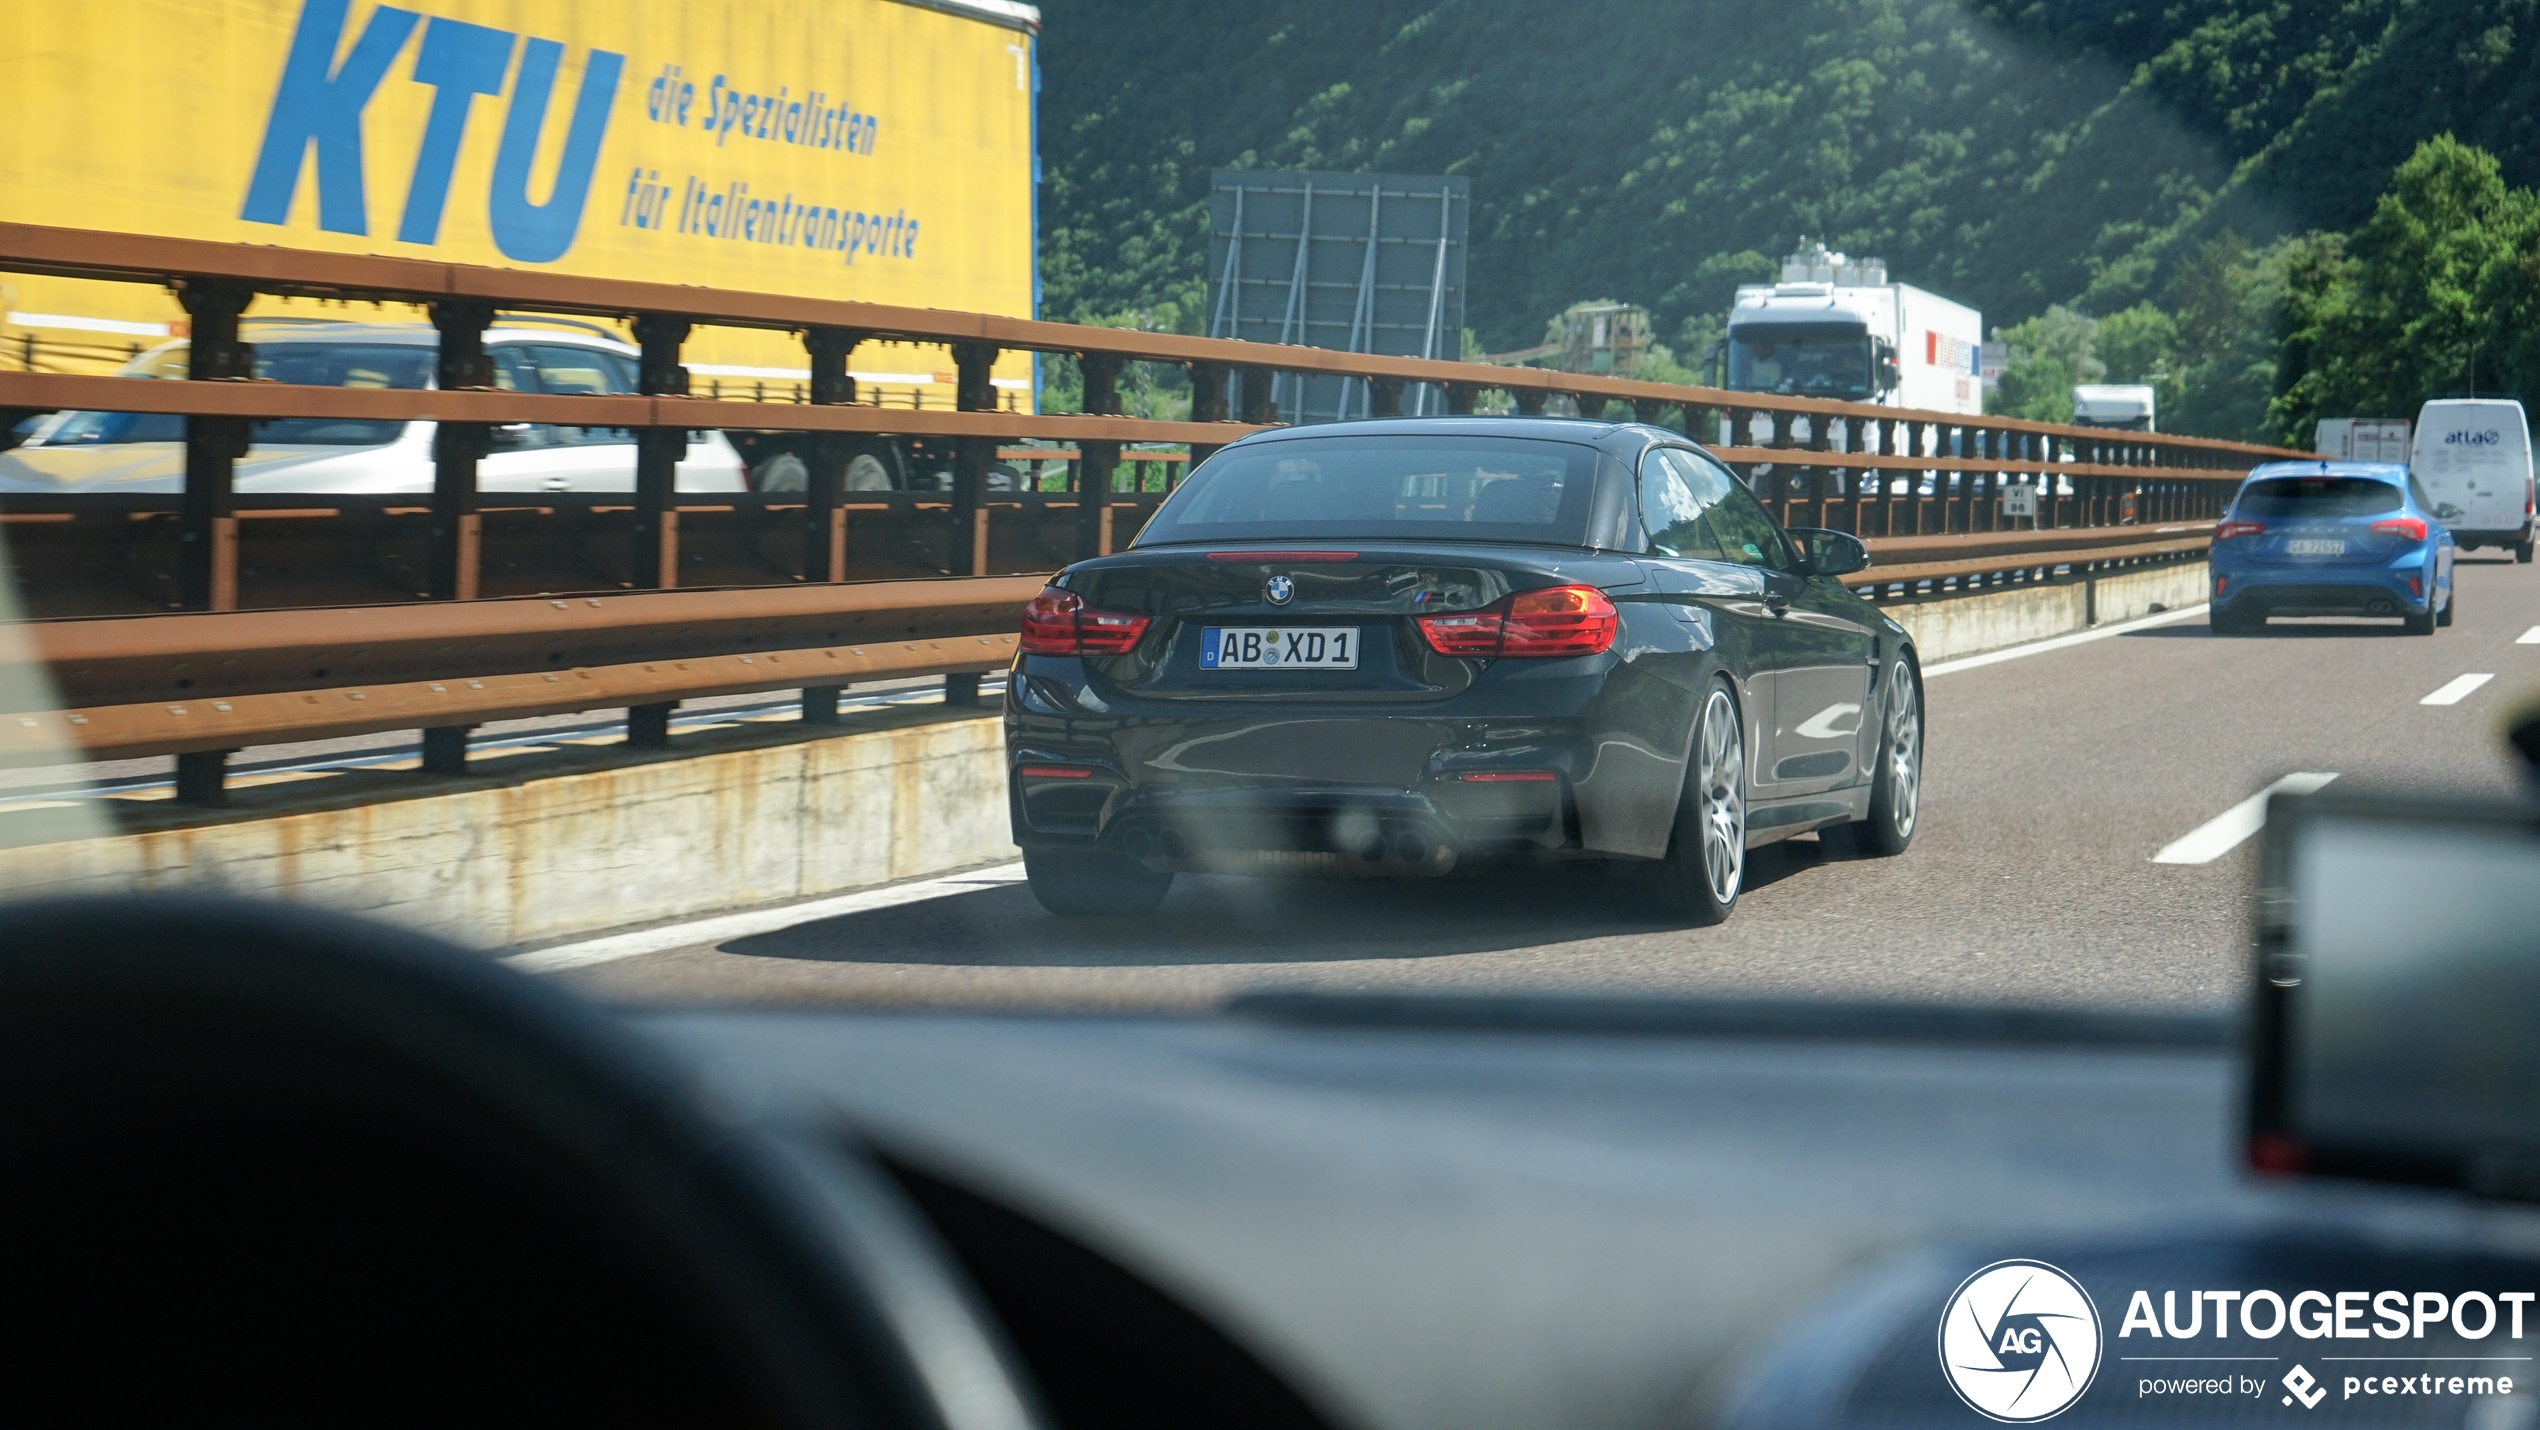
<box><xmin>1881</xmin><ymin>559</ymin><xmax>2208</xmax><ymax>665</ymax></box>
<box><xmin>0</xmin><ymin>703</ymin><xmax>1016</xmax><ymax>951</ymax></box>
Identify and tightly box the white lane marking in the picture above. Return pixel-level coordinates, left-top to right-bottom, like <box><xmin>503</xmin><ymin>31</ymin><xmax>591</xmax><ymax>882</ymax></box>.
<box><xmin>2152</xmin><ymin>772</ymin><xmax>2339</xmax><ymax>865</ymax></box>
<box><xmin>505</xmin><ymin>861</ymin><xmax>1027</xmax><ymax>973</ymax></box>
<box><xmin>2421</xmin><ymin>673</ymin><xmax>2495</xmax><ymax>706</ymax></box>
<box><xmin>1922</xmin><ymin>603</ymin><xmax>2210</xmax><ymax>679</ymax></box>
<box><xmin>2517</xmin><ymin>626</ymin><xmax>2540</xmax><ymax>645</ymax></box>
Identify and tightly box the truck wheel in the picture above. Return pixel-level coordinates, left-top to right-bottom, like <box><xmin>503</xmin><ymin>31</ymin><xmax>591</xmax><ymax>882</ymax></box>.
<box><xmin>751</xmin><ymin>452</ymin><xmax>808</xmax><ymax>491</ymax></box>
<box><xmin>1023</xmin><ymin>847</ymin><xmax>1173</xmax><ymax>917</ymax></box>
<box><xmin>846</xmin><ymin>452</ymin><xmax>895</xmax><ymax>491</ymax></box>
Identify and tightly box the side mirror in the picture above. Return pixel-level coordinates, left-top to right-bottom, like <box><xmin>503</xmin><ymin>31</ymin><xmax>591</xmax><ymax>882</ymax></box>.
<box><xmin>1873</xmin><ymin>339</ymin><xmax>1901</xmax><ymax>394</ymax></box>
<box><xmin>1787</xmin><ymin>527</ymin><xmax>1870</xmax><ymax>577</ymax></box>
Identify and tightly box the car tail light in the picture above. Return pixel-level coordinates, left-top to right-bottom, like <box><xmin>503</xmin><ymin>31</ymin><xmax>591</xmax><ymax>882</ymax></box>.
<box><xmin>1019</xmin><ymin>765</ymin><xmax>1094</xmax><ymax>779</ymax></box>
<box><xmin>1204</xmin><ymin>550</ymin><xmax>1357</xmax><ymax>562</ymax></box>
<box><xmin>1417</xmin><ymin>584</ymin><xmax>1618</xmax><ymax>659</ymax></box>
<box><xmin>1020</xmin><ymin>589</ymin><xmax>1151</xmax><ymax>655</ymax></box>
<box><xmin>1416</xmin><ymin>607</ymin><xmax>1504</xmax><ymax>657</ymax></box>
<box><xmin>1459</xmin><ymin>771</ymin><xmax>1557</xmax><ymax>782</ymax></box>
<box><xmin>2214</xmin><ymin>518</ymin><xmax>2266</xmax><ymax>540</ymax></box>
<box><xmin>2370</xmin><ymin>516</ymin><xmax>2429</xmax><ymax>541</ymax></box>
<box><xmin>2246</xmin><ymin>1133</ymin><xmax>2308</xmax><ymax>1175</ymax></box>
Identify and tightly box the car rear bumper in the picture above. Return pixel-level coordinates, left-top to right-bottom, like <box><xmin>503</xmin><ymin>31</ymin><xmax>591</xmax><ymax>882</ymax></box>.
<box><xmin>2444</xmin><ymin>526</ymin><xmax>2531</xmax><ymax>547</ymax></box>
<box><xmin>1003</xmin><ymin>657</ymin><xmax>1660</xmax><ymax>868</ymax></box>
<box><xmin>2211</xmin><ymin>564</ymin><xmax>2434</xmax><ymax>617</ymax></box>
<box><xmin>1008</xmin><ymin>733</ymin><xmax>1592</xmax><ymax>865</ymax></box>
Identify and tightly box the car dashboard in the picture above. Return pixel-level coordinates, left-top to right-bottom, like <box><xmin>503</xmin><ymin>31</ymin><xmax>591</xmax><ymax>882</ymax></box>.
<box><xmin>647</xmin><ymin>996</ymin><xmax>2540</xmax><ymax>1430</ymax></box>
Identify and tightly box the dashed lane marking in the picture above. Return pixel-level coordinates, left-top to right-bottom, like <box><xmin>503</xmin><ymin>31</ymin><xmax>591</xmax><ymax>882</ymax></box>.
<box><xmin>2420</xmin><ymin>673</ymin><xmax>2495</xmax><ymax>706</ymax></box>
<box><xmin>2517</xmin><ymin>626</ymin><xmax>2540</xmax><ymax>645</ymax></box>
<box><xmin>2152</xmin><ymin>772</ymin><xmax>2340</xmax><ymax>866</ymax></box>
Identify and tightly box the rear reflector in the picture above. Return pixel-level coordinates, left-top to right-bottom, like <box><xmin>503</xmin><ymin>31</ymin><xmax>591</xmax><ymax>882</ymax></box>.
<box><xmin>1020</xmin><ymin>588</ymin><xmax>1152</xmax><ymax>656</ymax></box>
<box><xmin>1205</xmin><ymin>550</ymin><xmax>1358</xmax><ymax>562</ymax></box>
<box><xmin>1458</xmin><ymin>771</ymin><xmax>1557</xmax><ymax>783</ymax></box>
<box><xmin>1019</xmin><ymin>766</ymin><xmax>1094</xmax><ymax>779</ymax></box>
<box><xmin>1418</xmin><ymin>584</ymin><xmax>1619</xmax><ymax>659</ymax></box>
<box><xmin>2246</xmin><ymin>1133</ymin><xmax>2308</xmax><ymax>1175</ymax></box>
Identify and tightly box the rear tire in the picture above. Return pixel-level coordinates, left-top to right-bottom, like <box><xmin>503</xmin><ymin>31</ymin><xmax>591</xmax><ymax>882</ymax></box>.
<box><xmin>1644</xmin><ymin>683</ymin><xmax>1745</xmax><ymax>926</ymax></box>
<box><xmin>1829</xmin><ymin>659</ymin><xmax>1921</xmax><ymax>857</ymax></box>
<box><xmin>2438</xmin><ymin>586</ymin><xmax>2456</xmax><ymax>627</ymax></box>
<box><xmin>1023</xmin><ymin>847</ymin><xmax>1173</xmax><ymax>917</ymax></box>
<box><xmin>2405</xmin><ymin>605</ymin><xmax>2437</xmax><ymax>636</ymax></box>
<box><xmin>2210</xmin><ymin>605</ymin><xmax>2257</xmax><ymax>636</ymax></box>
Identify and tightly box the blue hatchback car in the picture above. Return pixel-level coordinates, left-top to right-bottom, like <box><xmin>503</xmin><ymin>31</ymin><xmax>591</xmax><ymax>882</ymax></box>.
<box><xmin>2208</xmin><ymin>461</ymin><xmax>2455</xmax><ymax>635</ymax></box>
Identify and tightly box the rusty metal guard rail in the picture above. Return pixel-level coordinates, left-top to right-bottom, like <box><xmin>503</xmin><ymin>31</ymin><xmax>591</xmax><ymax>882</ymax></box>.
<box><xmin>0</xmin><ymin>221</ymin><xmax>2300</xmax><ymax>797</ymax></box>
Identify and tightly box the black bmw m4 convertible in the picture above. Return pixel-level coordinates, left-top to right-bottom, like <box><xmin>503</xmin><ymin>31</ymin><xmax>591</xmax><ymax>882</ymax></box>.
<box><xmin>1004</xmin><ymin>417</ymin><xmax>1922</xmax><ymax>923</ymax></box>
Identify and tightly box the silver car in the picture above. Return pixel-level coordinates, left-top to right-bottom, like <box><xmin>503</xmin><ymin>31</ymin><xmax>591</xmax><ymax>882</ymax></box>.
<box><xmin>0</xmin><ymin>322</ymin><xmax>750</xmax><ymax>494</ymax></box>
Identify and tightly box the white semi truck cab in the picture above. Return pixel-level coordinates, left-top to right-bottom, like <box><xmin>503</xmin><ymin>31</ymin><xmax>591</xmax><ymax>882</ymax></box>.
<box><xmin>1724</xmin><ymin>242</ymin><xmax>1984</xmax><ymax>415</ymax></box>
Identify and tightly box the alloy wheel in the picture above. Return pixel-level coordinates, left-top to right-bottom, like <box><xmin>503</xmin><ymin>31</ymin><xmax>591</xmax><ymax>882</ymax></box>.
<box><xmin>1698</xmin><ymin>689</ymin><xmax>1746</xmax><ymax>905</ymax></box>
<box><xmin>1884</xmin><ymin>665</ymin><xmax>1921</xmax><ymax>839</ymax></box>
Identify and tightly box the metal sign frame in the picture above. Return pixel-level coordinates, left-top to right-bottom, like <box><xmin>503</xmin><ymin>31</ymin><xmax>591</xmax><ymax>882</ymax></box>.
<box><xmin>1207</xmin><ymin>169</ymin><xmax>1469</xmax><ymax>424</ymax></box>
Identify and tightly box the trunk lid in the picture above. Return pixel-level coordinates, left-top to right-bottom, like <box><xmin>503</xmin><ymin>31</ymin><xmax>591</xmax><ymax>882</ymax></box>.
<box><xmin>1067</xmin><ymin>544</ymin><xmax>1636</xmax><ymax>703</ymax></box>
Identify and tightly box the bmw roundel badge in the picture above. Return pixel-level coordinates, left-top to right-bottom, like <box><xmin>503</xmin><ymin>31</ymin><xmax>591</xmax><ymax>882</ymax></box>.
<box><xmin>1264</xmin><ymin>574</ymin><xmax>1296</xmax><ymax>605</ymax></box>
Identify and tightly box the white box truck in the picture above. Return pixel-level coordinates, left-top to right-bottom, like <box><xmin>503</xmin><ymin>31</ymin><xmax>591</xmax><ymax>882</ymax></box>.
<box><xmin>2315</xmin><ymin>418</ymin><xmax>2411</xmax><ymax>463</ymax></box>
<box><xmin>2072</xmin><ymin>385</ymin><xmax>2157</xmax><ymax>432</ymax></box>
<box><xmin>2411</xmin><ymin>399</ymin><xmax>2534</xmax><ymax>561</ymax></box>
<box><xmin>1723</xmin><ymin>242</ymin><xmax>1983</xmax><ymax>416</ymax></box>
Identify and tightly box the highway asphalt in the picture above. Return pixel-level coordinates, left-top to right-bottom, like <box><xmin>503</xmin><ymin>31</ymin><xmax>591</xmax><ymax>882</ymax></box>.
<box><xmin>559</xmin><ymin>558</ymin><xmax>2540</xmax><ymax>1012</ymax></box>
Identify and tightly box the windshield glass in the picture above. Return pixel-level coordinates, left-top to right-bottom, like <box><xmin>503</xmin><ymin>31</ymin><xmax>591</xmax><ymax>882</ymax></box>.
<box><xmin>8</xmin><ymin>2</ymin><xmax>2535</xmax><ymax>1034</ymax></box>
<box><xmin>1727</xmin><ymin>324</ymin><xmax>1871</xmax><ymax>399</ymax></box>
<box><xmin>2234</xmin><ymin>476</ymin><xmax>2404</xmax><ymax>517</ymax></box>
<box><xmin>36</xmin><ymin>342</ymin><xmax>434</xmax><ymax>447</ymax></box>
<box><xmin>1135</xmin><ymin>436</ymin><xmax>1602</xmax><ymax>546</ymax></box>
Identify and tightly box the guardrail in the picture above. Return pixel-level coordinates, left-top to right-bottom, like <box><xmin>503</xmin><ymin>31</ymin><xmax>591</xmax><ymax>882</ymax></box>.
<box><xmin>0</xmin><ymin>221</ymin><xmax>2301</xmax><ymax>801</ymax></box>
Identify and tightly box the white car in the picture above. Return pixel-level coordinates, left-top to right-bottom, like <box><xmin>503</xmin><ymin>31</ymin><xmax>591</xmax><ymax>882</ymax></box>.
<box><xmin>0</xmin><ymin>322</ymin><xmax>749</xmax><ymax>495</ymax></box>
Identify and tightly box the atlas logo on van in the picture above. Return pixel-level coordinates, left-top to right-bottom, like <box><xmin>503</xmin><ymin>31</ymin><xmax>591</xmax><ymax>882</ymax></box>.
<box><xmin>2443</xmin><ymin>430</ymin><xmax>2504</xmax><ymax>447</ymax></box>
<box><xmin>240</xmin><ymin>0</ymin><xmax>623</xmax><ymax>264</ymax></box>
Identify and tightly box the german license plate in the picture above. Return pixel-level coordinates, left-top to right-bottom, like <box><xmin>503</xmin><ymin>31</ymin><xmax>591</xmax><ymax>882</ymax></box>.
<box><xmin>1201</xmin><ymin>627</ymin><xmax>1359</xmax><ymax>670</ymax></box>
<box><xmin>2286</xmin><ymin>538</ymin><xmax>2346</xmax><ymax>556</ymax></box>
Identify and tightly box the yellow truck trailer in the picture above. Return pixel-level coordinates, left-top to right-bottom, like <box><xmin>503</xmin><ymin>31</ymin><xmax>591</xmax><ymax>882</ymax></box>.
<box><xmin>0</xmin><ymin>0</ymin><xmax>1040</xmax><ymax>444</ymax></box>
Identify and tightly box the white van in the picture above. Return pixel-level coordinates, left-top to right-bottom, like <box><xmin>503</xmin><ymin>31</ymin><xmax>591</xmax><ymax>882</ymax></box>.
<box><xmin>2411</xmin><ymin>398</ymin><xmax>2535</xmax><ymax>561</ymax></box>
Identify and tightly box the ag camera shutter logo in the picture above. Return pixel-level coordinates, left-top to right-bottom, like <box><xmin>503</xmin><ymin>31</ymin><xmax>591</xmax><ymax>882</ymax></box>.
<box><xmin>1939</xmin><ymin>1260</ymin><xmax>2103</xmax><ymax>1421</ymax></box>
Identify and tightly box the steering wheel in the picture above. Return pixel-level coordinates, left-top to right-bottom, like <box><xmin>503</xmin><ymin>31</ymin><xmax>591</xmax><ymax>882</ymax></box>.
<box><xmin>0</xmin><ymin>895</ymin><xmax>1048</xmax><ymax>1430</ymax></box>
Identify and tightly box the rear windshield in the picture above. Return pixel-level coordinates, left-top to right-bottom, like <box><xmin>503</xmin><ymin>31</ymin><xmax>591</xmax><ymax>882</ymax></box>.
<box><xmin>36</xmin><ymin>343</ymin><xmax>435</xmax><ymax>448</ymax></box>
<box><xmin>2234</xmin><ymin>476</ymin><xmax>2403</xmax><ymax>518</ymax></box>
<box><xmin>1135</xmin><ymin>436</ymin><xmax>1602</xmax><ymax>547</ymax></box>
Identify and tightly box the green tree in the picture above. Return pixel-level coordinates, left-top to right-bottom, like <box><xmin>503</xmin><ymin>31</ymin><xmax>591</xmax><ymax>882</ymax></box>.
<box><xmin>2271</xmin><ymin>136</ymin><xmax>2540</xmax><ymax>440</ymax></box>
<box><xmin>2094</xmin><ymin>303</ymin><xmax>2176</xmax><ymax>384</ymax></box>
<box><xmin>2158</xmin><ymin>231</ymin><xmax>2297</xmax><ymax>441</ymax></box>
<box><xmin>1987</xmin><ymin>305</ymin><xmax>2102</xmax><ymax>422</ymax></box>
